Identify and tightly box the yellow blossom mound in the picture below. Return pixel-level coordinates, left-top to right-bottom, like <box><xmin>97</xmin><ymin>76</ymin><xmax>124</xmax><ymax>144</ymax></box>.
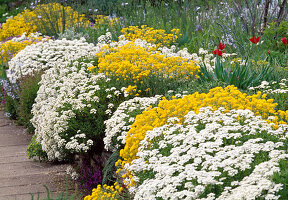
<box><xmin>0</xmin><ymin>3</ymin><xmax>88</xmax><ymax>41</ymax></box>
<box><xmin>0</xmin><ymin>10</ymin><xmax>37</xmax><ymax>41</ymax></box>
<box><xmin>119</xmin><ymin>85</ymin><xmax>286</xmax><ymax>169</ymax></box>
<box><xmin>84</xmin><ymin>183</ymin><xmax>124</xmax><ymax>200</ymax></box>
<box><xmin>121</xmin><ymin>25</ymin><xmax>181</xmax><ymax>47</ymax></box>
<box><xmin>90</xmin><ymin>42</ymin><xmax>200</xmax><ymax>83</ymax></box>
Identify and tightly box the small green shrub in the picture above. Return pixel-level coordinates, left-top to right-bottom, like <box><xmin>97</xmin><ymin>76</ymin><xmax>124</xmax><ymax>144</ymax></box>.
<box><xmin>263</xmin><ymin>20</ymin><xmax>288</xmax><ymax>52</ymax></box>
<box><xmin>27</xmin><ymin>134</ymin><xmax>48</xmax><ymax>161</ymax></box>
<box><xmin>17</xmin><ymin>73</ymin><xmax>42</xmax><ymax>133</ymax></box>
<box><xmin>4</xmin><ymin>94</ymin><xmax>18</xmax><ymax>119</ymax></box>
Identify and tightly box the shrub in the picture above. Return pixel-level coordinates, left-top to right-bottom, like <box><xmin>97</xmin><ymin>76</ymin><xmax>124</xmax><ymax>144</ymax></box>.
<box><xmin>89</xmin><ymin>38</ymin><xmax>201</xmax><ymax>96</ymax></box>
<box><xmin>0</xmin><ymin>78</ymin><xmax>19</xmax><ymax>119</ymax></box>
<box><xmin>30</xmin><ymin>58</ymin><xmax>127</xmax><ymax>161</ymax></box>
<box><xmin>27</xmin><ymin>134</ymin><xmax>48</xmax><ymax>161</ymax></box>
<box><xmin>7</xmin><ymin>37</ymin><xmax>100</xmax><ymax>81</ymax></box>
<box><xmin>0</xmin><ymin>9</ymin><xmax>37</xmax><ymax>41</ymax></box>
<box><xmin>128</xmin><ymin>107</ymin><xmax>288</xmax><ymax>199</ymax></box>
<box><xmin>0</xmin><ymin>3</ymin><xmax>89</xmax><ymax>41</ymax></box>
<box><xmin>120</xmin><ymin>25</ymin><xmax>181</xmax><ymax>48</ymax></box>
<box><xmin>263</xmin><ymin>20</ymin><xmax>288</xmax><ymax>52</ymax></box>
<box><xmin>0</xmin><ymin>33</ymin><xmax>47</xmax><ymax>66</ymax></box>
<box><xmin>17</xmin><ymin>72</ymin><xmax>42</xmax><ymax>133</ymax></box>
<box><xmin>118</xmin><ymin>85</ymin><xmax>288</xmax><ymax>181</ymax></box>
<box><xmin>104</xmin><ymin>96</ymin><xmax>162</xmax><ymax>152</ymax></box>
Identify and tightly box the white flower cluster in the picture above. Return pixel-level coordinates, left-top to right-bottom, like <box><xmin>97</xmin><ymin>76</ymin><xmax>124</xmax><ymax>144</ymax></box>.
<box><xmin>10</xmin><ymin>32</ymin><xmax>44</xmax><ymax>42</ymax></box>
<box><xmin>104</xmin><ymin>96</ymin><xmax>162</xmax><ymax>151</ymax></box>
<box><xmin>66</xmin><ymin>165</ymin><xmax>79</xmax><ymax>180</ymax></box>
<box><xmin>7</xmin><ymin>37</ymin><xmax>100</xmax><ymax>81</ymax></box>
<box><xmin>127</xmin><ymin>107</ymin><xmax>288</xmax><ymax>200</ymax></box>
<box><xmin>97</xmin><ymin>32</ymin><xmax>113</xmax><ymax>45</ymax></box>
<box><xmin>249</xmin><ymin>79</ymin><xmax>288</xmax><ymax>94</ymax></box>
<box><xmin>31</xmin><ymin>59</ymin><xmax>124</xmax><ymax>161</ymax></box>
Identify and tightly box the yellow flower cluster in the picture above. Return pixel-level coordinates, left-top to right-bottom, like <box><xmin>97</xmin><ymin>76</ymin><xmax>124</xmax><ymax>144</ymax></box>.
<box><xmin>0</xmin><ymin>3</ymin><xmax>88</xmax><ymax>41</ymax></box>
<box><xmin>91</xmin><ymin>42</ymin><xmax>200</xmax><ymax>83</ymax></box>
<box><xmin>31</xmin><ymin>3</ymin><xmax>88</xmax><ymax>34</ymax></box>
<box><xmin>119</xmin><ymin>85</ymin><xmax>283</xmax><ymax>172</ymax></box>
<box><xmin>84</xmin><ymin>183</ymin><xmax>124</xmax><ymax>200</ymax></box>
<box><xmin>121</xmin><ymin>25</ymin><xmax>181</xmax><ymax>47</ymax></box>
<box><xmin>93</xmin><ymin>15</ymin><xmax>119</xmax><ymax>28</ymax></box>
<box><xmin>125</xmin><ymin>85</ymin><xmax>137</xmax><ymax>95</ymax></box>
<box><xmin>0</xmin><ymin>35</ymin><xmax>48</xmax><ymax>65</ymax></box>
<box><xmin>0</xmin><ymin>10</ymin><xmax>37</xmax><ymax>41</ymax></box>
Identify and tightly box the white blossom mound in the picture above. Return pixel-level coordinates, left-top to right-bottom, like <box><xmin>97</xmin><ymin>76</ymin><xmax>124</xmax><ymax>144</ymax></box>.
<box><xmin>127</xmin><ymin>107</ymin><xmax>288</xmax><ymax>200</ymax></box>
<box><xmin>7</xmin><ymin>37</ymin><xmax>100</xmax><ymax>81</ymax></box>
<box><xmin>30</xmin><ymin>59</ymin><xmax>125</xmax><ymax>161</ymax></box>
<box><xmin>104</xmin><ymin>96</ymin><xmax>162</xmax><ymax>152</ymax></box>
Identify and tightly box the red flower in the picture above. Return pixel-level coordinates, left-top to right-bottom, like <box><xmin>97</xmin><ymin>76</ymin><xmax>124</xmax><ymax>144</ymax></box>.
<box><xmin>282</xmin><ymin>37</ymin><xmax>288</xmax><ymax>45</ymax></box>
<box><xmin>218</xmin><ymin>42</ymin><xmax>226</xmax><ymax>50</ymax></box>
<box><xmin>213</xmin><ymin>49</ymin><xmax>225</xmax><ymax>57</ymax></box>
<box><xmin>249</xmin><ymin>36</ymin><xmax>261</xmax><ymax>44</ymax></box>
<box><xmin>268</xmin><ymin>50</ymin><xmax>271</xmax><ymax>56</ymax></box>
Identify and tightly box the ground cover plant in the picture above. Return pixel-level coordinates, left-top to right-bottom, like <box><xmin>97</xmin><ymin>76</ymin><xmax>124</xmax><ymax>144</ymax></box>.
<box><xmin>0</xmin><ymin>0</ymin><xmax>288</xmax><ymax>199</ymax></box>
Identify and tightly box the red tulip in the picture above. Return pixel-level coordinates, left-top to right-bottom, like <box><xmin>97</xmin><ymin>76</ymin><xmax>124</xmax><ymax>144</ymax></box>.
<box><xmin>218</xmin><ymin>42</ymin><xmax>226</xmax><ymax>50</ymax></box>
<box><xmin>213</xmin><ymin>49</ymin><xmax>225</xmax><ymax>57</ymax></box>
<box><xmin>249</xmin><ymin>36</ymin><xmax>261</xmax><ymax>44</ymax></box>
<box><xmin>282</xmin><ymin>37</ymin><xmax>288</xmax><ymax>45</ymax></box>
<box><xmin>268</xmin><ymin>50</ymin><xmax>271</xmax><ymax>56</ymax></box>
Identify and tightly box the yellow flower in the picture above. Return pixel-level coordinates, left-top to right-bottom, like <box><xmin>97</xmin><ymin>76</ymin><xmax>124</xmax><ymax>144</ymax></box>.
<box><xmin>0</xmin><ymin>34</ymin><xmax>49</xmax><ymax>65</ymax></box>
<box><xmin>0</xmin><ymin>3</ymin><xmax>88</xmax><ymax>41</ymax></box>
<box><xmin>89</xmin><ymin>42</ymin><xmax>199</xmax><ymax>89</ymax></box>
<box><xmin>120</xmin><ymin>25</ymin><xmax>181</xmax><ymax>47</ymax></box>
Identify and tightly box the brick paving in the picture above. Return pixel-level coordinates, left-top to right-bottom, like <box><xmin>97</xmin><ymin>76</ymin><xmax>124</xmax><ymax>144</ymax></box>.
<box><xmin>0</xmin><ymin>111</ymin><xmax>76</xmax><ymax>200</ymax></box>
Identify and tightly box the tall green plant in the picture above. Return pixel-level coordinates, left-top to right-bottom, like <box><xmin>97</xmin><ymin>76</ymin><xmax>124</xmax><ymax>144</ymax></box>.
<box><xmin>200</xmin><ymin>57</ymin><xmax>276</xmax><ymax>89</ymax></box>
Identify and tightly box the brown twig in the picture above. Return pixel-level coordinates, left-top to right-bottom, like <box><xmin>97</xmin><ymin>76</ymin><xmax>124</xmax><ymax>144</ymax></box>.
<box><xmin>263</xmin><ymin>0</ymin><xmax>271</xmax><ymax>29</ymax></box>
<box><xmin>277</xmin><ymin>0</ymin><xmax>287</xmax><ymax>25</ymax></box>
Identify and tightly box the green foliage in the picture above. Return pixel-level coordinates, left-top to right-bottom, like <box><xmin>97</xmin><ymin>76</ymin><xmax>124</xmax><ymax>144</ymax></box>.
<box><xmin>31</xmin><ymin>177</ymin><xmax>80</xmax><ymax>200</ymax></box>
<box><xmin>4</xmin><ymin>94</ymin><xmax>18</xmax><ymax>119</ymax></box>
<box><xmin>272</xmin><ymin>159</ymin><xmax>288</xmax><ymax>198</ymax></box>
<box><xmin>263</xmin><ymin>20</ymin><xmax>288</xmax><ymax>52</ymax></box>
<box><xmin>0</xmin><ymin>4</ymin><xmax>8</xmax><ymax>23</ymax></box>
<box><xmin>200</xmin><ymin>57</ymin><xmax>276</xmax><ymax>89</ymax></box>
<box><xmin>0</xmin><ymin>0</ymin><xmax>27</xmax><ymax>23</ymax></box>
<box><xmin>102</xmin><ymin>150</ymin><xmax>120</xmax><ymax>185</ymax></box>
<box><xmin>27</xmin><ymin>134</ymin><xmax>48</xmax><ymax>161</ymax></box>
<box><xmin>17</xmin><ymin>73</ymin><xmax>42</xmax><ymax>133</ymax></box>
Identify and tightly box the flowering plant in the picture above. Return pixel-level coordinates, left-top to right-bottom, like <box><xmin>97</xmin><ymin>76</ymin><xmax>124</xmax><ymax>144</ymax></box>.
<box><xmin>282</xmin><ymin>37</ymin><xmax>288</xmax><ymax>45</ymax></box>
<box><xmin>249</xmin><ymin>36</ymin><xmax>261</xmax><ymax>44</ymax></box>
<box><xmin>0</xmin><ymin>3</ymin><xmax>88</xmax><ymax>40</ymax></box>
<box><xmin>30</xmin><ymin>59</ymin><xmax>126</xmax><ymax>161</ymax></box>
<box><xmin>217</xmin><ymin>42</ymin><xmax>226</xmax><ymax>50</ymax></box>
<box><xmin>212</xmin><ymin>49</ymin><xmax>225</xmax><ymax>57</ymax></box>
<box><xmin>120</xmin><ymin>25</ymin><xmax>181</xmax><ymax>48</ymax></box>
<box><xmin>117</xmin><ymin>85</ymin><xmax>288</xmax><ymax>186</ymax></box>
<box><xmin>89</xmin><ymin>39</ymin><xmax>200</xmax><ymax>92</ymax></box>
<box><xmin>104</xmin><ymin>96</ymin><xmax>162</xmax><ymax>152</ymax></box>
<box><xmin>7</xmin><ymin>37</ymin><xmax>99</xmax><ymax>81</ymax></box>
<box><xmin>0</xmin><ymin>32</ymin><xmax>47</xmax><ymax>66</ymax></box>
<box><xmin>128</xmin><ymin>107</ymin><xmax>288</xmax><ymax>199</ymax></box>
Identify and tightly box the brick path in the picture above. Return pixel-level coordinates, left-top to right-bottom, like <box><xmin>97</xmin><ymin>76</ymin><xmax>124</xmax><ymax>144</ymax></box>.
<box><xmin>0</xmin><ymin>111</ymin><xmax>76</xmax><ymax>200</ymax></box>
